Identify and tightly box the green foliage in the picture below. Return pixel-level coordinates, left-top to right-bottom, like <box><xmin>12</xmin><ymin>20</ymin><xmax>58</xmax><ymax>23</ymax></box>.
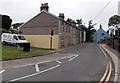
<box><xmin>86</xmin><ymin>20</ymin><xmax>96</xmax><ymax>42</ymax></box>
<box><xmin>66</xmin><ymin>18</ymin><xmax>73</xmax><ymax>23</ymax></box>
<box><xmin>88</xmin><ymin>20</ymin><xmax>97</xmax><ymax>31</ymax></box>
<box><xmin>10</xmin><ymin>29</ymin><xmax>22</xmax><ymax>34</ymax></box>
<box><xmin>66</xmin><ymin>18</ymin><xmax>76</xmax><ymax>24</ymax></box>
<box><xmin>67</xmin><ymin>18</ymin><xmax>96</xmax><ymax>42</ymax></box>
<box><xmin>75</xmin><ymin>19</ymin><xmax>96</xmax><ymax>42</ymax></box>
<box><xmin>12</xmin><ymin>22</ymin><xmax>24</xmax><ymax>29</ymax></box>
<box><xmin>108</xmin><ymin>15</ymin><xmax>120</xmax><ymax>27</ymax></box>
<box><xmin>2</xmin><ymin>15</ymin><xmax>12</xmax><ymax>30</ymax></box>
<box><xmin>76</xmin><ymin>19</ymin><xmax>83</xmax><ymax>27</ymax></box>
<box><xmin>0</xmin><ymin>29</ymin><xmax>9</xmax><ymax>33</ymax></box>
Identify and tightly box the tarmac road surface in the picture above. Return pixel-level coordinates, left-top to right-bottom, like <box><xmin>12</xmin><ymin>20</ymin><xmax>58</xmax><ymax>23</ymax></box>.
<box><xmin>2</xmin><ymin>43</ymin><xmax>109</xmax><ymax>82</ymax></box>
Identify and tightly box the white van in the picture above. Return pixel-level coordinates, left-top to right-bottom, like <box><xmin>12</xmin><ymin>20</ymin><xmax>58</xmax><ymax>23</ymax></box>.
<box><xmin>1</xmin><ymin>33</ymin><xmax>28</xmax><ymax>46</ymax></box>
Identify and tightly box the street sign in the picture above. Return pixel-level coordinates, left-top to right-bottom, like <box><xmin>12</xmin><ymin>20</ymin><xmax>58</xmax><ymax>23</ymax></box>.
<box><xmin>50</xmin><ymin>28</ymin><xmax>54</xmax><ymax>36</ymax></box>
<box><xmin>50</xmin><ymin>28</ymin><xmax>54</xmax><ymax>50</ymax></box>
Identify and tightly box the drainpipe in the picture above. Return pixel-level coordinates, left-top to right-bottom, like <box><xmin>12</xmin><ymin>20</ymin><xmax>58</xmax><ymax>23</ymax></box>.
<box><xmin>58</xmin><ymin>20</ymin><xmax>61</xmax><ymax>49</ymax></box>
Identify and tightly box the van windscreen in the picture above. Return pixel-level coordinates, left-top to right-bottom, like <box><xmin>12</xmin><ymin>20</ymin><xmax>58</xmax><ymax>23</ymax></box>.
<box><xmin>18</xmin><ymin>36</ymin><xmax>25</xmax><ymax>40</ymax></box>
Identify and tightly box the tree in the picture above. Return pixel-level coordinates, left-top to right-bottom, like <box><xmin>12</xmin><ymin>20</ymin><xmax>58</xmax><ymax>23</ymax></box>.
<box><xmin>86</xmin><ymin>20</ymin><xmax>96</xmax><ymax>42</ymax></box>
<box><xmin>66</xmin><ymin>18</ymin><xmax>77</xmax><ymax>26</ymax></box>
<box><xmin>108</xmin><ymin>15</ymin><xmax>120</xmax><ymax>38</ymax></box>
<box><xmin>0</xmin><ymin>29</ymin><xmax>9</xmax><ymax>33</ymax></box>
<box><xmin>75</xmin><ymin>19</ymin><xmax>96</xmax><ymax>42</ymax></box>
<box><xmin>2</xmin><ymin>15</ymin><xmax>12</xmax><ymax>31</ymax></box>
<box><xmin>108</xmin><ymin>15</ymin><xmax>120</xmax><ymax>28</ymax></box>
<box><xmin>66</xmin><ymin>18</ymin><xmax>73</xmax><ymax>23</ymax></box>
<box><xmin>76</xmin><ymin>19</ymin><xmax>83</xmax><ymax>27</ymax></box>
<box><xmin>12</xmin><ymin>22</ymin><xmax>24</xmax><ymax>29</ymax></box>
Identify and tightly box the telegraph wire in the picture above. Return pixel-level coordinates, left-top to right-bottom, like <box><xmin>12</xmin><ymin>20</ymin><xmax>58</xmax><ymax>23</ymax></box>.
<box><xmin>93</xmin><ymin>0</ymin><xmax>112</xmax><ymax>20</ymax></box>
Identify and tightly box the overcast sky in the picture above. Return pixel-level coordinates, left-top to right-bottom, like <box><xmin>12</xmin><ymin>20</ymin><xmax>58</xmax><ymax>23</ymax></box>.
<box><xmin>0</xmin><ymin>0</ymin><xmax>119</xmax><ymax>31</ymax></box>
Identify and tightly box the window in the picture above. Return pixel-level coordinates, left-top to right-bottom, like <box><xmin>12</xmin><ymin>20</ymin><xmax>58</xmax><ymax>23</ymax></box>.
<box><xmin>101</xmin><ymin>33</ymin><xmax>105</xmax><ymax>36</ymax></box>
<box><xmin>68</xmin><ymin>27</ymin><xmax>70</xmax><ymax>33</ymax></box>
<box><xmin>61</xmin><ymin>36</ymin><xmax>64</xmax><ymax>46</ymax></box>
<box><xmin>61</xmin><ymin>26</ymin><xmax>64</xmax><ymax>31</ymax></box>
<box><xmin>65</xmin><ymin>27</ymin><xmax>67</xmax><ymax>32</ymax></box>
<box><xmin>68</xmin><ymin>36</ymin><xmax>70</xmax><ymax>45</ymax></box>
<box><xmin>18</xmin><ymin>36</ymin><xmax>25</xmax><ymax>40</ymax></box>
<box><xmin>61</xmin><ymin>22</ymin><xmax>64</xmax><ymax>32</ymax></box>
<box><xmin>13</xmin><ymin>36</ymin><xmax>18</xmax><ymax>40</ymax></box>
<box><xmin>62</xmin><ymin>22</ymin><xmax>64</xmax><ymax>26</ymax></box>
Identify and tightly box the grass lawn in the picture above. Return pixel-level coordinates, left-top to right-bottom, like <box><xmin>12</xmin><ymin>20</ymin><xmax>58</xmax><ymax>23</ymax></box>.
<box><xmin>1</xmin><ymin>46</ymin><xmax>47</xmax><ymax>59</ymax></box>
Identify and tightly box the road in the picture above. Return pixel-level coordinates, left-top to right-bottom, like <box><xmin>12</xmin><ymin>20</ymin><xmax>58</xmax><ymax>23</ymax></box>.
<box><xmin>2</xmin><ymin>43</ymin><xmax>108</xmax><ymax>82</ymax></box>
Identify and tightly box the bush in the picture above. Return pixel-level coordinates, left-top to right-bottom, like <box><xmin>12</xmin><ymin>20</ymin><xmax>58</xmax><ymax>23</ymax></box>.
<box><xmin>10</xmin><ymin>29</ymin><xmax>22</xmax><ymax>34</ymax></box>
<box><xmin>0</xmin><ymin>29</ymin><xmax>9</xmax><ymax>33</ymax></box>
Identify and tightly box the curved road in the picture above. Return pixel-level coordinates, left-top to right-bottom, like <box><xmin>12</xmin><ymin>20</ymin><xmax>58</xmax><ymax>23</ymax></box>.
<box><xmin>2</xmin><ymin>43</ymin><xmax>107</xmax><ymax>81</ymax></box>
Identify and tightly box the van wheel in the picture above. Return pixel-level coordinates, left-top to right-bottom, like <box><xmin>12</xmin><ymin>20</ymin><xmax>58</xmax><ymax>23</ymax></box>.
<box><xmin>15</xmin><ymin>43</ymin><xmax>20</xmax><ymax>47</ymax></box>
<box><xmin>15</xmin><ymin>43</ymin><xmax>18</xmax><ymax>47</ymax></box>
<box><xmin>3</xmin><ymin>41</ymin><xmax>6</xmax><ymax>45</ymax></box>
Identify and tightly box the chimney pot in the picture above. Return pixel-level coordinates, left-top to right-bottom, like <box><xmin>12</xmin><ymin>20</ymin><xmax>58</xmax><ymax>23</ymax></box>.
<box><xmin>44</xmin><ymin>3</ymin><xmax>48</xmax><ymax>6</ymax></box>
<box><xmin>40</xmin><ymin>3</ymin><xmax>49</xmax><ymax>12</ymax></box>
<box><xmin>41</xmin><ymin>4</ymin><xmax>44</xmax><ymax>6</ymax></box>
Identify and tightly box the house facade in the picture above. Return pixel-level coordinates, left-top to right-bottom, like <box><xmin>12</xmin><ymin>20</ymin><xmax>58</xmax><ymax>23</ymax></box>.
<box><xmin>94</xmin><ymin>25</ymin><xmax>110</xmax><ymax>43</ymax></box>
<box><xmin>20</xmin><ymin>3</ymin><xmax>85</xmax><ymax>49</ymax></box>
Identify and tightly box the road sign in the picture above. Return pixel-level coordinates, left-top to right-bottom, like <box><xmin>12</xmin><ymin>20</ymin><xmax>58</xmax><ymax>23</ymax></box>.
<box><xmin>50</xmin><ymin>28</ymin><xmax>54</xmax><ymax>36</ymax></box>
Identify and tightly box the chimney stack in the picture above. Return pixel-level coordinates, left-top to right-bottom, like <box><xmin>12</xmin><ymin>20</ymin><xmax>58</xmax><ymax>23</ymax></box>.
<box><xmin>59</xmin><ymin>13</ymin><xmax>65</xmax><ymax>19</ymax></box>
<box><xmin>40</xmin><ymin>3</ymin><xmax>49</xmax><ymax>12</ymax></box>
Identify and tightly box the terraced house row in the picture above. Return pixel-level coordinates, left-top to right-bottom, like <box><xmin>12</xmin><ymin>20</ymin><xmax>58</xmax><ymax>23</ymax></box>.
<box><xmin>20</xmin><ymin>3</ymin><xmax>86</xmax><ymax>49</ymax></box>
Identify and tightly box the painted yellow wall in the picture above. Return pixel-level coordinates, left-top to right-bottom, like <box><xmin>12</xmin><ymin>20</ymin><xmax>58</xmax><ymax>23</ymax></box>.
<box><xmin>23</xmin><ymin>35</ymin><xmax>59</xmax><ymax>49</ymax></box>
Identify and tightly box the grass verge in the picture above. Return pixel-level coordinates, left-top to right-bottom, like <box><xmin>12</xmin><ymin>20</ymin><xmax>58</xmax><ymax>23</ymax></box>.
<box><xmin>1</xmin><ymin>46</ymin><xmax>47</xmax><ymax>59</ymax></box>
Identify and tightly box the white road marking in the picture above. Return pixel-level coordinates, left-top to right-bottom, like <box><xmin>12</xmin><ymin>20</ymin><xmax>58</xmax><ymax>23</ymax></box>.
<box><xmin>56</xmin><ymin>60</ymin><xmax>62</xmax><ymax>64</ymax></box>
<box><xmin>13</xmin><ymin>63</ymin><xmax>35</xmax><ymax>69</ymax></box>
<box><xmin>12</xmin><ymin>55</ymin><xmax>75</xmax><ymax>69</ymax></box>
<box><xmin>0</xmin><ymin>70</ymin><xmax>5</xmax><ymax>74</ymax></box>
<box><xmin>35</xmin><ymin>64</ymin><xmax>40</xmax><ymax>72</ymax></box>
<box><xmin>55</xmin><ymin>53</ymin><xmax>59</xmax><ymax>54</ymax></box>
<box><xmin>9</xmin><ymin>65</ymin><xmax>60</xmax><ymax>82</ymax></box>
<box><xmin>69</xmin><ymin>54</ymin><xmax>78</xmax><ymax>61</ymax></box>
